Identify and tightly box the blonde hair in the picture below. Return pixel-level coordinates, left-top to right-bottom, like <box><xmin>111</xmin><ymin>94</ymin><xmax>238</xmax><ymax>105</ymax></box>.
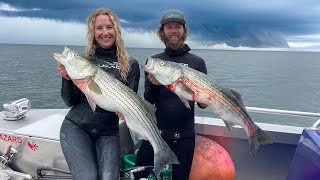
<box><xmin>84</xmin><ymin>7</ymin><xmax>129</xmax><ymax>80</ymax></box>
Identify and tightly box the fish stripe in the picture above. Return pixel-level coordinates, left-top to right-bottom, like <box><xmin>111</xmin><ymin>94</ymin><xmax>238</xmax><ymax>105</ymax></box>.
<box><xmin>181</xmin><ymin>66</ymin><xmax>256</xmax><ymax>136</ymax></box>
<box><xmin>93</xmin><ymin>70</ymin><xmax>162</xmax><ymax>145</ymax></box>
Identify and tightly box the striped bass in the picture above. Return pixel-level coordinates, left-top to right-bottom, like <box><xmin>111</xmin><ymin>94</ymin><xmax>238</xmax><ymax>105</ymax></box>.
<box><xmin>144</xmin><ymin>57</ymin><xmax>273</xmax><ymax>157</ymax></box>
<box><xmin>53</xmin><ymin>47</ymin><xmax>179</xmax><ymax>177</ymax></box>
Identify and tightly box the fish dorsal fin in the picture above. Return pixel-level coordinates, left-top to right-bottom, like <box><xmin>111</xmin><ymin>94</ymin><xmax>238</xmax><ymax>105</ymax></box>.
<box><xmin>88</xmin><ymin>79</ymin><xmax>102</xmax><ymax>94</ymax></box>
<box><xmin>230</xmin><ymin>89</ymin><xmax>244</xmax><ymax>104</ymax></box>
<box><xmin>85</xmin><ymin>94</ymin><xmax>97</xmax><ymax>112</ymax></box>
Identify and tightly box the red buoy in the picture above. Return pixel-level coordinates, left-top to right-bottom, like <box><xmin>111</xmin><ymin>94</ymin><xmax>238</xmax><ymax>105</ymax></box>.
<box><xmin>189</xmin><ymin>135</ymin><xmax>235</xmax><ymax>180</ymax></box>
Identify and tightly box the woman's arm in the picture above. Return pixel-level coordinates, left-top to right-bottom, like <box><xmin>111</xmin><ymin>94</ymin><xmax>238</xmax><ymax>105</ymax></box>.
<box><xmin>126</xmin><ymin>58</ymin><xmax>140</xmax><ymax>93</ymax></box>
<box><xmin>60</xmin><ymin>78</ymin><xmax>81</xmax><ymax>107</ymax></box>
<box><xmin>57</xmin><ymin>64</ymin><xmax>81</xmax><ymax>107</ymax></box>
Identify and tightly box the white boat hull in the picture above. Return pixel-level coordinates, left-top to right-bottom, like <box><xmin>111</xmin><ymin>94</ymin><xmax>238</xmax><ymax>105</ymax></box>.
<box><xmin>0</xmin><ymin>109</ymin><xmax>134</xmax><ymax>178</ymax></box>
<box><xmin>0</xmin><ymin>109</ymin><xmax>309</xmax><ymax>179</ymax></box>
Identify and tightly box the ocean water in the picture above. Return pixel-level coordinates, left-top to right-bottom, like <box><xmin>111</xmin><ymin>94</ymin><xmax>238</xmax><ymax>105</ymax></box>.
<box><xmin>0</xmin><ymin>44</ymin><xmax>319</xmax><ymax>127</ymax></box>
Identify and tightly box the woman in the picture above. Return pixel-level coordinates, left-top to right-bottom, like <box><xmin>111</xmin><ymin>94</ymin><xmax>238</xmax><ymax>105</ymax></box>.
<box><xmin>56</xmin><ymin>7</ymin><xmax>140</xmax><ymax>180</ymax></box>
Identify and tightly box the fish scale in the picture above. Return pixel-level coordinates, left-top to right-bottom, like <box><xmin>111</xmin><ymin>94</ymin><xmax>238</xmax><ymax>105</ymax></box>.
<box><xmin>94</xmin><ymin>68</ymin><xmax>161</xmax><ymax>144</ymax></box>
<box><xmin>182</xmin><ymin>68</ymin><xmax>254</xmax><ymax>134</ymax></box>
<box><xmin>96</xmin><ymin>71</ymin><xmax>168</xmax><ymax>162</ymax></box>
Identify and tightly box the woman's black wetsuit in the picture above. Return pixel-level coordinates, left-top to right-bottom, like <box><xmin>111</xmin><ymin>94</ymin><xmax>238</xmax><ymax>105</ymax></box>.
<box><xmin>60</xmin><ymin>45</ymin><xmax>140</xmax><ymax>180</ymax></box>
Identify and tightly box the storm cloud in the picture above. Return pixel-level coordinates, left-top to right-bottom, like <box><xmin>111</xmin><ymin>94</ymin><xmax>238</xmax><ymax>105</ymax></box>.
<box><xmin>1</xmin><ymin>0</ymin><xmax>320</xmax><ymax>49</ymax></box>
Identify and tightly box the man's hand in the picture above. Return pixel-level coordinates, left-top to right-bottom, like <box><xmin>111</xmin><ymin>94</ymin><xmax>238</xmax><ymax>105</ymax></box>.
<box><xmin>148</xmin><ymin>74</ymin><xmax>160</xmax><ymax>85</ymax></box>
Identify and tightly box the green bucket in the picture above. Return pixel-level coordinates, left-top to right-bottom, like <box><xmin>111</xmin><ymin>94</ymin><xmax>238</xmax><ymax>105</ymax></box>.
<box><xmin>122</xmin><ymin>154</ymin><xmax>172</xmax><ymax>180</ymax></box>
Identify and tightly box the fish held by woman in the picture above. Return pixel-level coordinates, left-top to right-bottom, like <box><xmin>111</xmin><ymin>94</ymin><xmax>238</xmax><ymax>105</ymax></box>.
<box><xmin>53</xmin><ymin>47</ymin><xmax>179</xmax><ymax>177</ymax></box>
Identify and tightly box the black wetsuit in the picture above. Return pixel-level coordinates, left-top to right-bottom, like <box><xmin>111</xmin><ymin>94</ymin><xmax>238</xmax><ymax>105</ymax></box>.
<box><xmin>134</xmin><ymin>44</ymin><xmax>207</xmax><ymax>180</ymax></box>
<box><xmin>59</xmin><ymin>45</ymin><xmax>140</xmax><ymax>180</ymax></box>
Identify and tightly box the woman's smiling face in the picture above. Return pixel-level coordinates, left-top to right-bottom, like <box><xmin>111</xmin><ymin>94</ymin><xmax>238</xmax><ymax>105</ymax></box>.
<box><xmin>94</xmin><ymin>14</ymin><xmax>116</xmax><ymax>48</ymax></box>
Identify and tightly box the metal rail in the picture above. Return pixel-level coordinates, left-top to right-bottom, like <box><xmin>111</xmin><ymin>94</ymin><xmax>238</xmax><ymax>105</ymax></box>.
<box><xmin>246</xmin><ymin>106</ymin><xmax>320</xmax><ymax>118</ymax></box>
<box><xmin>246</xmin><ymin>106</ymin><xmax>320</xmax><ymax>128</ymax></box>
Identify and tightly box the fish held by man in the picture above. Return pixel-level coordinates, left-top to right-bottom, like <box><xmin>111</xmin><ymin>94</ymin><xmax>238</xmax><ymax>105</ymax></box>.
<box><xmin>53</xmin><ymin>47</ymin><xmax>179</xmax><ymax>177</ymax></box>
<box><xmin>143</xmin><ymin>57</ymin><xmax>273</xmax><ymax>157</ymax></box>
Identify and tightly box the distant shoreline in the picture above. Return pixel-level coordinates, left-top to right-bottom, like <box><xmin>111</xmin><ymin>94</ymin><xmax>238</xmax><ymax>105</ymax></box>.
<box><xmin>1</xmin><ymin>43</ymin><xmax>319</xmax><ymax>53</ymax></box>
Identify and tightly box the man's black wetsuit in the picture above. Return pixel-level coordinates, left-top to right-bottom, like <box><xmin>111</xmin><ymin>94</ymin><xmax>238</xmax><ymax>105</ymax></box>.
<box><xmin>59</xmin><ymin>45</ymin><xmax>140</xmax><ymax>180</ymax></box>
<box><xmin>134</xmin><ymin>44</ymin><xmax>207</xmax><ymax>180</ymax></box>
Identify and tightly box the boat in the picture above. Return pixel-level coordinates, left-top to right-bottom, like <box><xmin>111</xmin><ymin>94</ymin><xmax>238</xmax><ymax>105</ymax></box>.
<box><xmin>0</xmin><ymin>98</ymin><xmax>320</xmax><ymax>180</ymax></box>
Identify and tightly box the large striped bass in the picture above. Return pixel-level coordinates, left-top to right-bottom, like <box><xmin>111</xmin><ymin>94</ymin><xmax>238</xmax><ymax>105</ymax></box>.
<box><xmin>53</xmin><ymin>47</ymin><xmax>179</xmax><ymax>177</ymax></box>
<box><xmin>144</xmin><ymin>57</ymin><xmax>273</xmax><ymax>157</ymax></box>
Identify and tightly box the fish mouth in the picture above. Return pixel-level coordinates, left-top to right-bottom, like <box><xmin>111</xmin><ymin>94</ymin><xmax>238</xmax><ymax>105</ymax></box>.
<box><xmin>53</xmin><ymin>53</ymin><xmax>63</xmax><ymax>64</ymax></box>
<box><xmin>53</xmin><ymin>47</ymin><xmax>70</xmax><ymax>65</ymax></box>
<box><xmin>144</xmin><ymin>58</ymin><xmax>154</xmax><ymax>72</ymax></box>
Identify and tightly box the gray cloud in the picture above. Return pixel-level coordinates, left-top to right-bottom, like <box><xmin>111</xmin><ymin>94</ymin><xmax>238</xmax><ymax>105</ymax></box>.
<box><xmin>1</xmin><ymin>0</ymin><xmax>320</xmax><ymax>48</ymax></box>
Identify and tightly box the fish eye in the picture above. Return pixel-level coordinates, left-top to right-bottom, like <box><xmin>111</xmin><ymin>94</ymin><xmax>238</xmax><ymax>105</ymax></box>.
<box><xmin>75</xmin><ymin>54</ymin><xmax>80</xmax><ymax>58</ymax></box>
<box><xmin>160</xmin><ymin>62</ymin><xmax>165</xmax><ymax>65</ymax></box>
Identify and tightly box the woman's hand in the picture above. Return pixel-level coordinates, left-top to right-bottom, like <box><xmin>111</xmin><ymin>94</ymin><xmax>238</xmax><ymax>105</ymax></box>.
<box><xmin>148</xmin><ymin>74</ymin><xmax>160</xmax><ymax>85</ymax></box>
<box><xmin>115</xmin><ymin>112</ymin><xmax>125</xmax><ymax>121</ymax></box>
<box><xmin>57</xmin><ymin>63</ymin><xmax>71</xmax><ymax>80</ymax></box>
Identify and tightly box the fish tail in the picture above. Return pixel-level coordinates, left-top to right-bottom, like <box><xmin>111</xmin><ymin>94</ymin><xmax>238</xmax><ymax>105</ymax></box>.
<box><xmin>256</xmin><ymin>125</ymin><xmax>273</xmax><ymax>145</ymax></box>
<box><xmin>248</xmin><ymin>125</ymin><xmax>273</xmax><ymax>157</ymax></box>
<box><xmin>154</xmin><ymin>143</ymin><xmax>179</xmax><ymax>178</ymax></box>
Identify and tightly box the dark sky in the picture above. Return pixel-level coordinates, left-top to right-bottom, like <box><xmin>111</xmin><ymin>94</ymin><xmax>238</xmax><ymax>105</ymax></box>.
<box><xmin>1</xmin><ymin>0</ymin><xmax>320</xmax><ymax>50</ymax></box>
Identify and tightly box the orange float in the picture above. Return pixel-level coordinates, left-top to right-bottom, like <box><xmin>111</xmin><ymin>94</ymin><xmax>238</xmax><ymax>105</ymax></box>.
<box><xmin>189</xmin><ymin>135</ymin><xmax>235</xmax><ymax>180</ymax></box>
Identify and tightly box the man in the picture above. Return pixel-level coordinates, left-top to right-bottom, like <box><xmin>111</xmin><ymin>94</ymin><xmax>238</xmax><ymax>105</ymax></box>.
<box><xmin>134</xmin><ymin>9</ymin><xmax>208</xmax><ymax>180</ymax></box>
